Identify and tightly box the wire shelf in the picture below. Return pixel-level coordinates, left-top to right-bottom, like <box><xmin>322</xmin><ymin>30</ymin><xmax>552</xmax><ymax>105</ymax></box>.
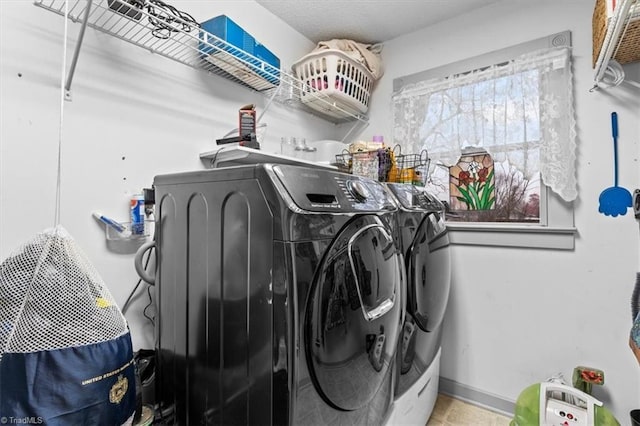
<box><xmin>33</xmin><ymin>0</ymin><xmax>368</xmax><ymax>124</ymax></box>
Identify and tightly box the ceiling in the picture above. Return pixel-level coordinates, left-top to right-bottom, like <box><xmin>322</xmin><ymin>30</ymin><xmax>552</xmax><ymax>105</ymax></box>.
<box><xmin>255</xmin><ymin>0</ymin><xmax>501</xmax><ymax>45</ymax></box>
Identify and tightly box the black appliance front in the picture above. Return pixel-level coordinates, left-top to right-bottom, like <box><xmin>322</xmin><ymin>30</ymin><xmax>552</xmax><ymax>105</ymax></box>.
<box><xmin>385</xmin><ymin>183</ymin><xmax>451</xmax><ymax>383</ymax></box>
<box><xmin>405</xmin><ymin>210</ymin><xmax>450</xmax><ymax>333</ymax></box>
<box><xmin>291</xmin><ymin>214</ymin><xmax>403</xmax><ymax>425</ymax></box>
<box><xmin>398</xmin><ymin>210</ymin><xmax>450</xmax><ymax>379</ymax></box>
<box><xmin>386</xmin><ymin>184</ymin><xmax>451</xmax><ymax>334</ymax></box>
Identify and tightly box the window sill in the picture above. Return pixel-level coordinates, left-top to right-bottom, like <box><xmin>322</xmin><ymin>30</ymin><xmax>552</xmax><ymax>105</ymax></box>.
<box><xmin>446</xmin><ymin>223</ymin><xmax>577</xmax><ymax>250</ymax></box>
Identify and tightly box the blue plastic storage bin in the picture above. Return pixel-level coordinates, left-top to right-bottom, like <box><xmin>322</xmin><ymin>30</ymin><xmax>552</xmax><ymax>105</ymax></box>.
<box><xmin>199</xmin><ymin>15</ymin><xmax>280</xmax><ymax>90</ymax></box>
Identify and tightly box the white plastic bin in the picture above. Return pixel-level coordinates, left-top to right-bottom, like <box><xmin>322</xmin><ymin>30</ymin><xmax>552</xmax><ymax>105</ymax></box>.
<box><xmin>292</xmin><ymin>49</ymin><xmax>373</xmax><ymax>119</ymax></box>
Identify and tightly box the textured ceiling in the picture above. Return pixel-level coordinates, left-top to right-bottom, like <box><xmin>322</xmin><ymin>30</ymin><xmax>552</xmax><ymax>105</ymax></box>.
<box><xmin>255</xmin><ymin>0</ymin><xmax>501</xmax><ymax>45</ymax></box>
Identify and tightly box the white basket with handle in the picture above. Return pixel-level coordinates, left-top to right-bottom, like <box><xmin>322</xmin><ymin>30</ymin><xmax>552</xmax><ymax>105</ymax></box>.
<box><xmin>292</xmin><ymin>49</ymin><xmax>374</xmax><ymax>119</ymax></box>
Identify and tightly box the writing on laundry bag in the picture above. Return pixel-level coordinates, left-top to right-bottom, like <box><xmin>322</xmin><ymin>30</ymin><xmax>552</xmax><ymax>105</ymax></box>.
<box><xmin>81</xmin><ymin>358</ymin><xmax>134</xmax><ymax>385</ymax></box>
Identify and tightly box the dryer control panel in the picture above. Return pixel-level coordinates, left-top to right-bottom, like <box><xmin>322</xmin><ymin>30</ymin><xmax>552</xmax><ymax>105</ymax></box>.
<box><xmin>386</xmin><ymin>183</ymin><xmax>444</xmax><ymax>212</ymax></box>
<box><xmin>272</xmin><ymin>165</ymin><xmax>396</xmax><ymax>212</ymax></box>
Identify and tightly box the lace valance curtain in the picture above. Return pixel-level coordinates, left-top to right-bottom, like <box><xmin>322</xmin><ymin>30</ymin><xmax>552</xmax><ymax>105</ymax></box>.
<box><xmin>392</xmin><ymin>47</ymin><xmax>577</xmax><ymax>202</ymax></box>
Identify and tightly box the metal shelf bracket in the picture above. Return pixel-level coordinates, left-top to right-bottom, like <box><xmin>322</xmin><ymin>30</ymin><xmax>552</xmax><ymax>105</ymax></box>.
<box><xmin>58</xmin><ymin>0</ymin><xmax>94</xmax><ymax>101</ymax></box>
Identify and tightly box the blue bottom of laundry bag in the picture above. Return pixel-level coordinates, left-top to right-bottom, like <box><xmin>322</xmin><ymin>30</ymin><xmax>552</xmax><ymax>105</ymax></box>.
<box><xmin>0</xmin><ymin>332</ymin><xmax>136</xmax><ymax>425</ymax></box>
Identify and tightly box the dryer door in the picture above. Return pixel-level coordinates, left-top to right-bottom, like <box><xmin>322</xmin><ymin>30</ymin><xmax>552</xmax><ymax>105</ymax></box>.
<box><xmin>407</xmin><ymin>211</ymin><xmax>451</xmax><ymax>332</ymax></box>
<box><xmin>306</xmin><ymin>215</ymin><xmax>402</xmax><ymax>411</ymax></box>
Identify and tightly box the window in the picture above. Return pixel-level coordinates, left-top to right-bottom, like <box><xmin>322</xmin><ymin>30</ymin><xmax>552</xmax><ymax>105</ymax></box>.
<box><xmin>392</xmin><ymin>32</ymin><xmax>577</xmax><ymax>249</ymax></box>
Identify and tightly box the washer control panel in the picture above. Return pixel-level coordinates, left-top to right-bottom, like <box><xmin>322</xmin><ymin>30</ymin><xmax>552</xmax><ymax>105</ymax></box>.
<box><xmin>335</xmin><ymin>175</ymin><xmax>395</xmax><ymax>210</ymax></box>
<box><xmin>346</xmin><ymin>180</ymin><xmax>370</xmax><ymax>202</ymax></box>
<box><xmin>273</xmin><ymin>165</ymin><xmax>396</xmax><ymax>212</ymax></box>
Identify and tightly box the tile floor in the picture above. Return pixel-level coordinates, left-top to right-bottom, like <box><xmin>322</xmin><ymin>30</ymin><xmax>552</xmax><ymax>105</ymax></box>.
<box><xmin>426</xmin><ymin>394</ymin><xmax>512</xmax><ymax>426</ymax></box>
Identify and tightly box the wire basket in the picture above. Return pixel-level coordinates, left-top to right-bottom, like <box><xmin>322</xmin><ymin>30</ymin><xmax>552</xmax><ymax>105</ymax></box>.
<box><xmin>334</xmin><ymin>149</ymin><xmax>353</xmax><ymax>174</ymax></box>
<box><xmin>388</xmin><ymin>147</ymin><xmax>430</xmax><ymax>185</ymax></box>
<box><xmin>334</xmin><ymin>146</ymin><xmax>429</xmax><ymax>185</ymax></box>
<box><xmin>334</xmin><ymin>148</ymin><xmax>395</xmax><ymax>181</ymax></box>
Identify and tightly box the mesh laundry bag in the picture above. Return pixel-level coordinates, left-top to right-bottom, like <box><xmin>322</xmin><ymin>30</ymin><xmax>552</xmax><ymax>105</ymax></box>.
<box><xmin>0</xmin><ymin>226</ymin><xmax>136</xmax><ymax>425</ymax></box>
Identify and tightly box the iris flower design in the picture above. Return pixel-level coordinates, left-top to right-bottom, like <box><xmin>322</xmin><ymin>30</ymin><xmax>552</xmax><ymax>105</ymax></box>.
<box><xmin>454</xmin><ymin>162</ymin><xmax>495</xmax><ymax>210</ymax></box>
<box><xmin>477</xmin><ymin>167</ymin><xmax>489</xmax><ymax>183</ymax></box>
<box><xmin>458</xmin><ymin>171</ymin><xmax>473</xmax><ymax>185</ymax></box>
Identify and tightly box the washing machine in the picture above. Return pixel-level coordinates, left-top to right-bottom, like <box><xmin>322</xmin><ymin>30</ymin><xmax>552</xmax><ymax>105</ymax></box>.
<box><xmin>149</xmin><ymin>163</ymin><xmax>404</xmax><ymax>425</ymax></box>
<box><xmin>384</xmin><ymin>183</ymin><xmax>451</xmax><ymax>426</ymax></box>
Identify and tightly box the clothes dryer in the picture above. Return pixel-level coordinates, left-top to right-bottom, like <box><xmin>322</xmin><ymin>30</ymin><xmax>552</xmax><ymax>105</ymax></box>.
<box><xmin>384</xmin><ymin>183</ymin><xmax>451</xmax><ymax>426</ymax></box>
<box><xmin>146</xmin><ymin>164</ymin><xmax>404</xmax><ymax>425</ymax></box>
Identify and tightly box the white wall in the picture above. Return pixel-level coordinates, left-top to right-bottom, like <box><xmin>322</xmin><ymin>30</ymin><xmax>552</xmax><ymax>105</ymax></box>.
<box><xmin>0</xmin><ymin>1</ymin><xmax>337</xmax><ymax>350</ymax></box>
<box><xmin>367</xmin><ymin>0</ymin><xmax>640</xmax><ymax>421</ymax></box>
<box><xmin>2</xmin><ymin>0</ymin><xmax>640</xmax><ymax>422</ymax></box>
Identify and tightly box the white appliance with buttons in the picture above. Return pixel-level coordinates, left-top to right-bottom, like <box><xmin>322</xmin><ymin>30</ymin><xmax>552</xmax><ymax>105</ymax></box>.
<box><xmin>541</xmin><ymin>383</ymin><xmax>602</xmax><ymax>426</ymax></box>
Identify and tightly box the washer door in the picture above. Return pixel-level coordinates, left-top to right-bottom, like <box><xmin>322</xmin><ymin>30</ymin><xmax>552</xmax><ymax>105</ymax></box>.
<box><xmin>407</xmin><ymin>211</ymin><xmax>451</xmax><ymax>332</ymax></box>
<box><xmin>306</xmin><ymin>215</ymin><xmax>402</xmax><ymax>411</ymax></box>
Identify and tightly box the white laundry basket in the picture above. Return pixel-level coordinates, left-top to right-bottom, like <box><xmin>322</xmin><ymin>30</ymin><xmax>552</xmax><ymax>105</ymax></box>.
<box><xmin>292</xmin><ymin>49</ymin><xmax>373</xmax><ymax>119</ymax></box>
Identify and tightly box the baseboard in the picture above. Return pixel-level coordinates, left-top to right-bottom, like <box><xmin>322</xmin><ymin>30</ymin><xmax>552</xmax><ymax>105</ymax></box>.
<box><xmin>438</xmin><ymin>377</ymin><xmax>516</xmax><ymax>417</ymax></box>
